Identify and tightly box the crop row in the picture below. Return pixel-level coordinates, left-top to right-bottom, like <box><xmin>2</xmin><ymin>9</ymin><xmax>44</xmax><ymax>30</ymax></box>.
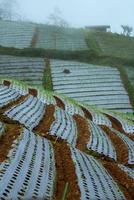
<box><xmin>0</xmin><ymin>86</ymin><xmax>21</xmax><ymax>108</ymax></box>
<box><xmin>0</xmin><ymin>121</ymin><xmax>5</xmax><ymax>138</ymax></box>
<box><xmin>87</xmin><ymin>121</ymin><xmax>116</xmax><ymax>160</ymax></box>
<box><xmin>70</xmin><ymin>147</ymin><xmax>125</xmax><ymax>200</ymax></box>
<box><xmin>111</xmin><ymin>128</ymin><xmax>134</xmax><ymax>164</ymax></box>
<box><xmin>0</xmin><ymin>128</ymin><xmax>55</xmax><ymax>200</ymax></box>
<box><xmin>49</xmin><ymin>107</ymin><xmax>78</xmax><ymax>146</ymax></box>
<box><xmin>5</xmin><ymin>95</ymin><xmax>46</xmax><ymax>130</ymax></box>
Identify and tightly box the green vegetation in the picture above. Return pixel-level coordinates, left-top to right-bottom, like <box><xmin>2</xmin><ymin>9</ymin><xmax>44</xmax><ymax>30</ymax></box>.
<box><xmin>86</xmin><ymin>31</ymin><xmax>134</xmax><ymax>59</ymax></box>
<box><xmin>61</xmin><ymin>182</ymin><xmax>69</xmax><ymax>200</ymax></box>
<box><xmin>125</xmin><ymin>66</ymin><xmax>134</xmax><ymax>87</ymax></box>
<box><xmin>43</xmin><ymin>58</ymin><xmax>53</xmax><ymax>91</ymax></box>
<box><xmin>85</xmin><ymin>31</ymin><xmax>101</xmax><ymax>53</ymax></box>
<box><xmin>117</xmin><ymin>65</ymin><xmax>134</xmax><ymax>110</ymax></box>
<box><xmin>1</xmin><ymin>45</ymin><xmax>134</xmax><ymax>68</ymax></box>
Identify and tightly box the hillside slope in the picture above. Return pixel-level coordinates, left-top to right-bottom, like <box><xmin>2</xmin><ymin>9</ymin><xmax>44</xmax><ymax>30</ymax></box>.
<box><xmin>0</xmin><ymin>79</ymin><xmax>134</xmax><ymax>200</ymax></box>
<box><xmin>86</xmin><ymin>31</ymin><xmax>134</xmax><ymax>59</ymax></box>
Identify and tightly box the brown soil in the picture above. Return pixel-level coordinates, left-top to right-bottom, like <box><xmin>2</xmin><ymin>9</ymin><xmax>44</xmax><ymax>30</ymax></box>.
<box><xmin>101</xmin><ymin>125</ymin><xmax>129</xmax><ymax>164</ymax></box>
<box><xmin>3</xmin><ymin>80</ymin><xmax>11</xmax><ymax>86</ymax></box>
<box><xmin>81</xmin><ymin>106</ymin><xmax>92</xmax><ymax>120</ymax></box>
<box><xmin>53</xmin><ymin>141</ymin><xmax>81</xmax><ymax>200</ymax></box>
<box><xmin>34</xmin><ymin>104</ymin><xmax>55</xmax><ymax>134</ymax></box>
<box><xmin>45</xmin><ymin>58</ymin><xmax>50</xmax><ymax>65</ymax></box>
<box><xmin>0</xmin><ymin>94</ymin><xmax>29</xmax><ymax>114</ymax></box>
<box><xmin>54</xmin><ymin>96</ymin><xmax>65</xmax><ymax>110</ymax></box>
<box><xmin>30</xmin><ymin>27</ymin><xmax>39</xmax><ymax>48</ymax></box>
<box><xmin>0</xmin><ymin>123</ymin><xmax>22</xmax><ymax>162</ymax></box>
<box><xmin>105</xmin><ymin>113</ymin><xmax>124</xmax><ymax>132</ymax></box>
<box><xmin>105</xmin><ymin>114</ymin><xmax>134</xmax><ymax>141</ymax></box>
<box><xmin>28</xmin><ymin>88</ymin><xmax>37</xmax><ymax>97</ymax></box>
<box><xmin>126</xmin><ymin>134</ymin><xmax>134</xmax><ymax>141</ymax></box>
<box><xmin>102</xmin><ymin>160</ymin><xmax>134</xmax><ymax>200</ymax></box>
<box><xmin>44</xmin><ymin>58</ymin><xmax>54</xmax><ymax>90</ymax></box>
<box><xmin>74</xmin><ymin>114</ymin><xmax>90</xmax><ymax>151</ymax></box>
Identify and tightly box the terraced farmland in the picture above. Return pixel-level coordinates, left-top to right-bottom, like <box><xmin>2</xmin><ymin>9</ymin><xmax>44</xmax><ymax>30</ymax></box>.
<box><xmin>51</xmin><ymin>59</ymin><xmax>133</xmax><ymax>113</ymax></box>
<box><xmin>35</xmin><ymin>25</ymin><xmax>88</xmax><ymax>50</ymax></box>
<box><xmin>0</xmin><ymin>20</ymin><xmax>36</xmax><ymax>49</ymax></box>
<box><xmin>0</xmin><ymin>79</ymin><xmax>134</xmax><ymax>199</ymax></box>
<box><xmin>0</xmin><ymin>19</ymin><xmax>134</xmax><ymax>200</ymax></box>
<box><xmin>0</xmin><ymin>55</ymin><xmax>45</xmax><ymax>87</ymax></box>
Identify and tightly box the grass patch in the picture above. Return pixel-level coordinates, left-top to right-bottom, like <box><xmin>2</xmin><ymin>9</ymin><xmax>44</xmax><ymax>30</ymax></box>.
<box><xmin>85</xmin><ymin>31</ymin><xmax>102</xmax><ymax>53</ymax></box>
<box><xmin>117</xmin><ymin>65</ymin><xmax>134</xmax><ymax>110</ymax></box>
<box><xmin>43</xmin><ymin>58</ymin><xmax>53</xmax><ymax>91</ymax></box>
<box><xmin>0</xmin><ymin>45</ymin><xmax>134</xmax><ymax>67</ymax></box>
<box><xmin>86</xmin><ymin>31</ymin><xmax>134</xmax><ymax>59</ymax></box>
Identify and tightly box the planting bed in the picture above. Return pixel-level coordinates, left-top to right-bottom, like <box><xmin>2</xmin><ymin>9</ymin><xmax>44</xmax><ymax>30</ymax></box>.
<box><xmin>70</xmin><ymin>147</ymin><xmax>125</xmax><ymax>200</ymax></box>
<box><xmin>0</xmin><ymin>128</ymin><xmax>55</xmax><ymax>200</ymax></box>
<box><xmin>54</xmin><ymin>94</ymin><xmax>84</xmax><ymax>117</ymax></box>
<box><xmin>49</xmin><ymin>107</ymin><xmax>78</xmax><ymax>146</ymax></box>
<box><xmin>106</xmin><ymin>112</ymin><xmax>134</xmax><ymax>134</ymax></box>
<box><xmin>87</xmin><ymin>121</ymin><xmax>117</xmax><ymax>160</ymax></box>
<box><xmin>0</xmin><ymin>121</ymin><xmax>5</xmax><ymax>138</ymax></box>
<box><xmin>118</xmin><ymin>164</ymin><xmax>134</xmax><ymax>179</ymax></box>
<box><xmin>5</xmin><ymin>95</ymin><xmax>46</xmax><ymax>130</ymax></box>
<box><xmin>111</xmin><ymin>128</ymin><xmax>134</xmax><ymax>165</ymax></box>
<box><xmin>0</xmin><ymin>85</ymin><xmax>21</xmax><ymax>108</ymax></box>
<box><xmin>81</xmin><ymin>105</ymin><xmax>112</xmax><ymax>127</ymax></box>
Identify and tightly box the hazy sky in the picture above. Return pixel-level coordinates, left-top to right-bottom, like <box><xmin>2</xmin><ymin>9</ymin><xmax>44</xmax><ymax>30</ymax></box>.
<box><xmin>17</xmin><ymin>0</ymin><xmax>134</xmax><ymax>33</ymax></box>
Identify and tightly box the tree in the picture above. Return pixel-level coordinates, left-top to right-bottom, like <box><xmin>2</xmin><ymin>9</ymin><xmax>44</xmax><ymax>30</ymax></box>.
<box><xmin>121</xmin><ymin>25</ymin><xmax>133</xmax><ymax>37</ymax></box>
<box><xmin>47</xmin><ymin>6</ymin><xmax>69</xmax><ymax>49</ymax></box>
<box><xmin>48</xmin><ymin>6</ymin><xmax>69</xmax><ymax>28</ymax></box>
<box><xmin>0</xmin><ymin>0</ymin><xmax>20</xmax><ymax>20</ymax></box>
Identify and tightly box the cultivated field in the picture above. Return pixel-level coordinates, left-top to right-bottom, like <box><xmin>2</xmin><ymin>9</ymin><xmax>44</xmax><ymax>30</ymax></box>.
<box><xmin>35</xmin><ymin>25</ymin><xmax>88</xmax><ymax>50</ymax></box>
<box><xmin>51</xmin><ymin>59</ymin><xmax>133</xmax><ymax>113</ymax></box>
<box><xmin>0</xmin><ymin>80</ymin><xmax>134</xmax><ymax>199</ymax></box>
<box><xmin>0</xmin><ymin>55</ymin><xmax>45</xmax><ymax>87</ymax></box>
<box><xmin>0</xmin><ymin>20</ymin><xmax>36</xmax><ymax>49</ymax></box>
<box><xmin>0</xmin><ymin>19</ymin><xmax>134</xmax><ymax>200</ymax></box>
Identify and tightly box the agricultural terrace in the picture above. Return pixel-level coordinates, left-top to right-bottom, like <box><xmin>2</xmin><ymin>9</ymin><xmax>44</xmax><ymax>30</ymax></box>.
<box><xmin>0</xmin><ymin>80</ymin><xmax>134</xmax><ymax>200</ymax></box>
<box><xmin>34</xmin><ymin>25</ymin><xmax>88</xmax><ymax>50</ymax></box>
<box><xmin>51</xmin><ymin>59</ymin><xmax>133</xmax><ymax>113</ymax></box>
<box><xmin>0</xmin><ymin>55</ymin><xmax>45</xmax><ymax>87</ymax></box>
<box><xmin>0</xmin><ymin>20</ymin><xmax>36</xmax><ymax>49</ymax></box>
